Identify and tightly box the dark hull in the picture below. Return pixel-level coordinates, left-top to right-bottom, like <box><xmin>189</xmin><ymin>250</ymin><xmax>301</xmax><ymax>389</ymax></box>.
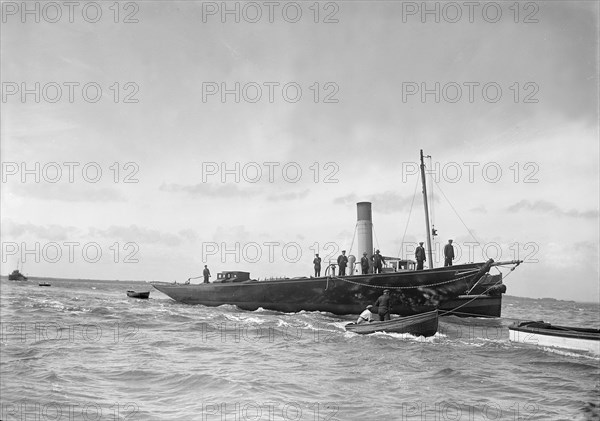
<box><xmin>438</xmin><ymin>295</ymin><xmax>502</xmax><ymax>318</ymax></box>
<box><xmin>8</xmin><ymin>272</ymin><xmax>27</xmax><ymax>281</ymax></box>
<box><xmin>345</xmin><ymin>310</ymin><xmax>438</xmax><ymax>337</ymax></box>
<box><xmin>153</xmin><ymin>261</ymin><xmax>502</xmax><ymax>316</ymax></box>
<box><xmin>127</xmin><ymin>291</ymin><xmax>150</xmax><ymax>299</ymax></box>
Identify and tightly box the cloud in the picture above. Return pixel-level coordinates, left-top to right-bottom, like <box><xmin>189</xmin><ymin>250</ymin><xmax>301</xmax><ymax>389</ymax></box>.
<box><xmin>2</xmin><ymin>222</ymin><xmax>82</xmax><ymax>241</ymax></box>
<box><xmin>1</xmin><ymin>222</ymin><xmax>197</xmax><ymax>247</ymax></box>
<box><xmin>178</xmin><ymin>229</ymin><xmax>199</xmax><ymax>242</ymax></box>
<box><xmin>334</xmin><ymin>192</ymin><xmax>424</xmax><ymax>214</ymax></box>
<box><xmin>160</xmin><ymin>183</ymin><xmax>261</xmax><ymax>198</ymax></box>
<box><xmin>8</xmin><ymin>183</ymin><xmax>127</xmax><ymax>203</ymax></box>
<box><xmin>470</xmin><ymin>205</ymin><xmax>487</xmax><ymax>214</ymax></box>
<box><xmin>506</xmin><ymin>200</ymin><xmax>599</xmax><ymax>219</ymax></box>
<box><xmin>267</xmin><ymin>189</ymin><xmax>310</xmax><ymax>202</ymax></box>
<box><xmin>88</xmin><ymin>225</ymin><xmax>193</xmax><ymax>246</ymax></box>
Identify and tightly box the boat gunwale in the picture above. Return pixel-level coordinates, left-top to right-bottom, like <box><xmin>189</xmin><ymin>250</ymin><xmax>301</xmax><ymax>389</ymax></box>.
<box><xmin>345</xmin><ymin>310</ymin><xmax>439</xmax><ymax>335</ymax></box>
<box><xmin>151</xmin><ymin>262</ymin><xmax>487</xmax><ymax>289</ymax></box>
<box><xmin>509</xmin><ymin>324</ymin><xmax>600</xmax><ymax>341</ymax></box>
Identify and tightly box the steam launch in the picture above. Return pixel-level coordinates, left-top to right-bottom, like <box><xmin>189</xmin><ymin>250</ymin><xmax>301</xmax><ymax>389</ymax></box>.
<box><xmin>154</xmin><ymin>179</ymin><xmax>518</xmax><ymax>317</ymax></box>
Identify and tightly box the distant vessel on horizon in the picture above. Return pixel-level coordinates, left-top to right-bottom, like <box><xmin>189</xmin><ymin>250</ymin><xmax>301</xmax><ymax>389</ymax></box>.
<box><xmin>8</xmin><ymin>269</ymin><xmax>27</xmax><ymax>281</ymax></box>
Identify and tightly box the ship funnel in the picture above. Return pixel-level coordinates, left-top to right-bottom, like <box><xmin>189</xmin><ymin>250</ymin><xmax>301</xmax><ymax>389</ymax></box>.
<box><xmin>357</xmin><ymin>202</ymin><xmax>374</xmax><ymax>267</ymax></box>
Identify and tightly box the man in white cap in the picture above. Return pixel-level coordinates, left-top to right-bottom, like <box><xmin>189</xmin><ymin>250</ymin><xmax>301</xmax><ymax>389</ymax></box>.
<box><xmin>356</xmin><ymin>305</ymin><xmax>374</xmax><ymax>324</ymax></box>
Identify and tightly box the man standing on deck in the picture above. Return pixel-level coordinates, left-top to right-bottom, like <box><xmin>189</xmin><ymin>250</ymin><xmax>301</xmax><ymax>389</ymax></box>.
<box><xmin>372</xmin><ymin>249</ymin><xmax>385</xmax><ymax>273</ymax></box>
<box><xmin>374</xmin><ymin>289</ymin><xmax>392</xmax><ymax>321</ymax></box>
<box><xmin>313</xmin><ymin>254</ymin><xmax>322</xmax><ymax>277</ymax></box>
<box><xmin>415</xmin><ymin>242</ymin><xmax>426</xmax><ymax>270</ymax></box>
<box><xmin>360</xmin><ymin>252</ymin><xmax>370</xmax><ymax>275</ymax></box>
<box><xmin>444</xmin><ymin>239</ymin><xmax>455</xmax><ymax>266</ymax></box>
<box><xmin>203</xmin><ymin>265</ymin><xmax>211</xmax><ymax>283</ymax></box>
<box><xmin>337</xmin><ymin>250</ymin><xmax>348</xmax><ymax>276</ymax></box>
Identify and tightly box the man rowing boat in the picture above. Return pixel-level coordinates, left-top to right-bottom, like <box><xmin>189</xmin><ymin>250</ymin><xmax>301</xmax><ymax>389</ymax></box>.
<box><xmin>356</xmin><ymin>305</ymin><xmax>374</xmax><ymax>324</ymax></box>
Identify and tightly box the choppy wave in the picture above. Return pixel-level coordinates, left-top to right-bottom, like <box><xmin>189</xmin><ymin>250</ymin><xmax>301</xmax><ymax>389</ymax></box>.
<box><xmin>1</xmin><ymin>279</ymin><xmax>599</xmax><ymax>420</ymax></box>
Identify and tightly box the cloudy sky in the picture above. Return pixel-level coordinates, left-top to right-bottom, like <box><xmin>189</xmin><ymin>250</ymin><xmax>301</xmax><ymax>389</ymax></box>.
<box><xmin>1</xmin><ymin>1</ymin><xmax>598</xmax><ymax>302</ymax></box>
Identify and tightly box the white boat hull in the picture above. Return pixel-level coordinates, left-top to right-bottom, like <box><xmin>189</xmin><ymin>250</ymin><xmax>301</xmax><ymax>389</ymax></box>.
<box><xmin>509</xmin><ymin>325</ymin><xmax>600</xmax><ymax>355</ymax></box>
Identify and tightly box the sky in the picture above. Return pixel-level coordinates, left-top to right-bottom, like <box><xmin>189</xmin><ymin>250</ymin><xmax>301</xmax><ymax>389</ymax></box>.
<box><xmin>1</xmin><ymin>1</ymin><xmax>598</xmax><ymax>303</ymax></box>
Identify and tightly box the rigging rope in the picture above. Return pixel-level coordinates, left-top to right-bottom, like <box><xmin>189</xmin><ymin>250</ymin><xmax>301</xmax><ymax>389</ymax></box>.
<box><xmin>427</xmin><ymin>155</ymin><xmax>436</xmax><ymax>232</ymax></box>
<box><xmin>432</xmin><ymin>179</ymin><xmax>481</xmax><ymax>245</ymax></box>
<box><xmin>372</xmin><ymin>223</ymin><xmax>381</xmax><ymax>253</ymax></box>
<box><xmin>438</xmin><ymin>266</ymin><xmax>518</xmax><ymax>316</ymax></box>
<box><xmin>348</xmin><ymin>223</ymin><xmax>358</xmax><ymax>257</ymax></box>
<box><xmin>398</xmin><ymin>175</ymin><xmax>420</xmax><ymax>258</ymax></box>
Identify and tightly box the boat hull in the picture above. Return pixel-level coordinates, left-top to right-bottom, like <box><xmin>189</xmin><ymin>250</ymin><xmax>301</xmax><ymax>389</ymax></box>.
<box><xmin>509</xmin><ymin>321</ymin><xmax>600</xmax><ymax>355</ymax></box>
<box><xmin>439</xmin><ymin>295</ymin><xmax>502</xmax><ymax>318</ymax></box>
<box><xmin>153</xmin><ymin>262</ymin><xmax>501</xmax><ymax>316</ymax></box>
<box><xmin>127</xmin><ymin>291</ymin><xmax>150</xmax><ymax>299</ymax></box>
<box><xmin>345</xmin><ymin>310</ymin><xmax>438</xmax><ymax>337</ymax></box>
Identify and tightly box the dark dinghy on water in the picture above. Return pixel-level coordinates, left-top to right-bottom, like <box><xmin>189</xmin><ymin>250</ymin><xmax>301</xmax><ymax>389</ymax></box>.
<box><xmin>127</xmin><ymin>290</ymin><xmax>150</xmax><ymax>299</ymax></box>
<box><xmin>345</xmin><ymin>310</ymin><xmax>439</xmax><ymax>337</ymax></box>
<box><xmin>509</xmin><ymin>321</ymin><xmax>600</xmax><ymax>355</ymax></box>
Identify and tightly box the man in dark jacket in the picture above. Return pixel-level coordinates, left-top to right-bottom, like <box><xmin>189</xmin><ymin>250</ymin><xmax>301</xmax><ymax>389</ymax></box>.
<box><xmin>415</xmin><ymin>242</ymin><xmax>426</xmax><ymax>270</ymax></box>
<box><xmin>203</xmin><ymin>265</ymin><xmax>211</xmax><ymax>283</ymax></box>
<box><xmin>444</xmin><ymin>239</ymin><xmax>454</xmax><ymax>266</ymax></box>
<box><xmin>374</xmin><ymin>289</ymin><xmax>392</xmax><ymax>321</ymax></box>
<box><xmin>372</xmin><ymin>249</ymin><xmax>385</xmax><ymax>273</ymax></box>
<box><xmin>313</xmin><ymin>254</ymin><xmax>322</xmax><ymax>277</ymax></box>
<box><xmin>337</xmin><ymin>250</ymin><xmax>348</xmax><ymax>276</ymax></box>
<box><xmin>360</xmin><ymin>252</ymin><xmax>370</xmax><ymax>275</ymax></box>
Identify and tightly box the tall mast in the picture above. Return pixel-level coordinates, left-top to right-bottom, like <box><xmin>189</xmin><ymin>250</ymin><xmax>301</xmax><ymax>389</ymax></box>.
<box><xmin>420</xmin><ymin>149</ymin><xmax>434</xmax><ymax>269</ymax></box>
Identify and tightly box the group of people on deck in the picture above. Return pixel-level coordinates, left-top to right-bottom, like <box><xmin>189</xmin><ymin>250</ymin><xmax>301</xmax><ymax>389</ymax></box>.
<box><xmin>312</xmin><ymin>249</ymin><xmax>386</xmax><ymax>277</ymax></box>
<box><xmin>313</xmin><ymin>239</ymin><xmax>455</xmax><ymax>277</ymax></box>
<box><xmin>415</xmin><ymin>239</ymin><xmax>455</xmax><ymax>269</ymax></box>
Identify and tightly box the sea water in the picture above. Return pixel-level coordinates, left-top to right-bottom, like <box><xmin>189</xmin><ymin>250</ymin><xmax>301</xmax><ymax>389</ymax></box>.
<box><xmin>1</xmin><ymin>278</ymin><xmax>599</xmax><ymax>420</ymax></box>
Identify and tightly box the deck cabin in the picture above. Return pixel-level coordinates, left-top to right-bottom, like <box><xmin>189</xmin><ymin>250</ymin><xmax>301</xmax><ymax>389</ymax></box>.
<box><xmin>213</xmin><ymin>271</ymin><xmax>251</xmax><ymax>283</ymax></box>
<box><xmin>382</xmin><ymin>258</ymin><xmax>416</xmax><ymax>272</ymax></box>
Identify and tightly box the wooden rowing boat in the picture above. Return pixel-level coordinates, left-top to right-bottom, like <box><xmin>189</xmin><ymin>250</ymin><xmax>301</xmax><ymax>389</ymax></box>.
<box><xmin>127</xmin><ymin>290</ymin><xmax>150</xmax><ymax>299</ymax></box>
<box><xmin>509</xmin><ymin>321</ymin><xmax>600</xmax><ymax>355</ymax></box>
<box><xmin>345</xmin><ymin>310</ymin><xmax>438</xmax><ymax>337</ymax></box>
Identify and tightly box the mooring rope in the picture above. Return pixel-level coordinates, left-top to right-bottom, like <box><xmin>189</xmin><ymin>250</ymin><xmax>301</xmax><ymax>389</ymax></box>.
<box><xmin>439</xmin><ymin>264</ymin><xmax>519</xmax><ymax>316</ymax></box>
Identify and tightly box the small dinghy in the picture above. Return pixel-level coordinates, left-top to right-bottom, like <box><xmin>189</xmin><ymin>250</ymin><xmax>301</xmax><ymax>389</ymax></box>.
<box><xmin>127</xmin><ymin>290</ymin><xmax>150</xmax><ymax>299</ymax></box>
<box><xmin>509</xmin><ymin>321</ymin><xmax>600</xmax><ymax>355</ymax></box>
<box><xmin>38</xmin><ymin>282</ymin><xmax>51</xmax><ymax>287</ymax></box>
<box><xmin>345</xmin><ymin>310</ymin><xmax>438</xmax><ymax>337</ymax></box>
